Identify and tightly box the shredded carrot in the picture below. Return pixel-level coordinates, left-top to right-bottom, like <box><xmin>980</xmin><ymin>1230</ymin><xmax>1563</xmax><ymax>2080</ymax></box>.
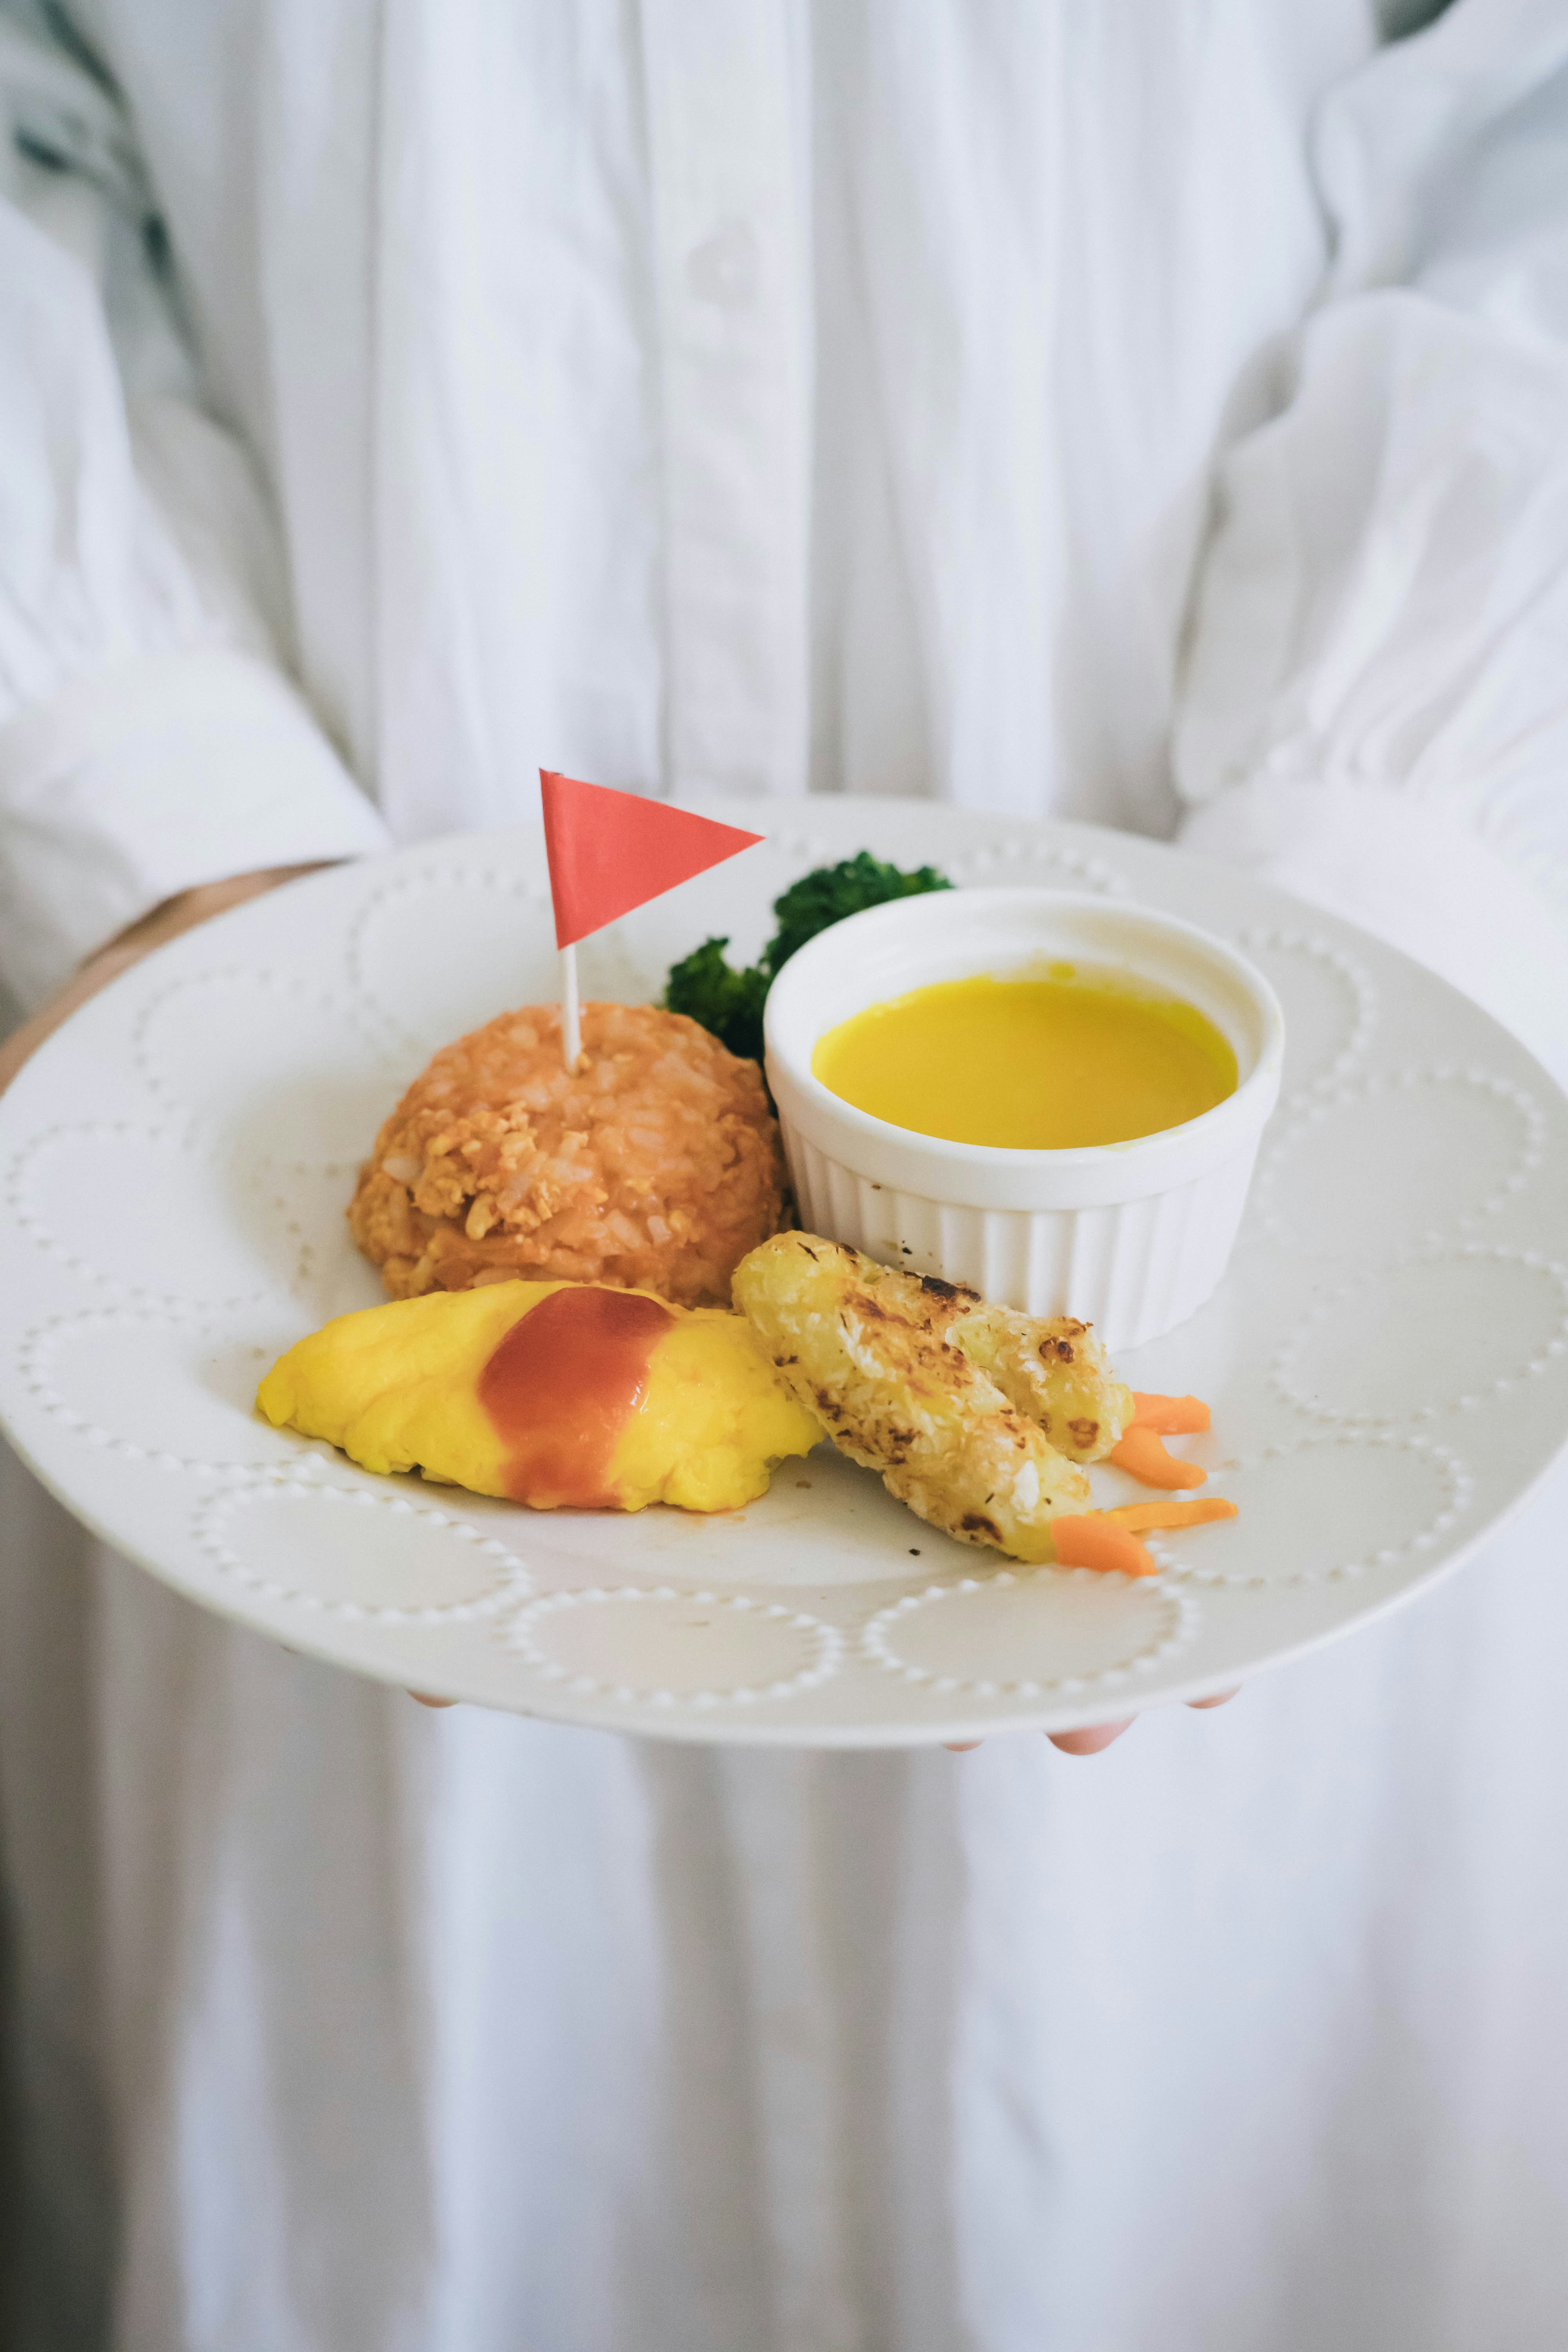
<box><xmin>1105</xmin><ymin>1498</ymin><xmax>1238</xmax><ymax>1533</ymax></box>
<box><xmin>1130</xmin><ymin>1391</ymin><xmax>1211</xmax><ymax>1434</ymax></box>
<box><xmin>1050</xmin><ymin>1514</ymin><xmax>1158</xmax><ymax>1578</ymax></box>
<box><xmin>1108</xmin><ymin>1424</ymin><xmax>1207</xmax><ymax>1490</ymax></box>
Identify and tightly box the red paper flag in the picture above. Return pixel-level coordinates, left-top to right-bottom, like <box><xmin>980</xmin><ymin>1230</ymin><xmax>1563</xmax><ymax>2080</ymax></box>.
<box><xmin>539</xmin><ymin>771</ymin><xmax>764</xmax><ymax>948</ymax></box>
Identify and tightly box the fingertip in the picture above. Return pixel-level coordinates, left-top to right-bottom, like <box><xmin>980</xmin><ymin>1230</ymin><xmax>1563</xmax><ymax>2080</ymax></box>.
<box><xmin>1047</xmin><ymin>1719</ymin><xmax>1134</xmax><ymax>1756</ymax></box>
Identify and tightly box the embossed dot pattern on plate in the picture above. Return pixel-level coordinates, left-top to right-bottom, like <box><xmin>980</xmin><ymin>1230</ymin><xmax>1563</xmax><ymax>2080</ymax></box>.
<box><xmin>503</xmin><ymin>1587</ymin><xmax>843</xmax><ymax>1707</ymax></box>
<box><xmin>1259</xmin><ymin>1069</ymin><xmax>1544</xmax><ymax>1258</ymax></box>
<box><xmin>1273</xmin><ymin>1247</ymin><xmax>1568</xmax><ymax>1427</ymax></box>
<box><xmin>8</xmin><ymin>1123</ymin><xmax>281</xmax><ymax>1315</ymax></box>
<box><xmin>862</xmin><ymin>1568</ymin><xmax>1198</xmax><ymax>1697</ymax></box>
<box><xmin>1149</xmin><ymin>1435</ymin><xmax>1474</xmax><ymax>1588</ymax></box>
<box><xmin>346</xmin><ymin>862</ymin><xmax>555</xmax><ymax>1054</ymax></box>
<box><xmin>21</xmin><ymin>1309</ymin><xmax>311</xmax><ymax>1473</ymax></box>
<box><xmin>196</xmin><ymin>1480</ymin><xmax>533</xmax><ymax>1622</ymax></box>
<box><xmin>133</xmin><ymin>967</ymin><xmax>396</xmax><ymax>1167</ymax></box>
<box><xmin>1235</xmin><ymin>927</ymin><xmax>1376</xmax><ymax>1100</ymax></box>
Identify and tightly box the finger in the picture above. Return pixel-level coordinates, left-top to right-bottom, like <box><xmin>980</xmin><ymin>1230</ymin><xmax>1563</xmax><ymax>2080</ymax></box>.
<box><xmin>1187</xmin><ymin>1689</ymin><xmax>1238</xmax><ymax>1711</ymax></box>
<box><xmin>409</xmin><ymin>1691</ymin><xmax>457</xmax><ymax>1708</ymax></box>
<box><xmin>1048</xmin><ymin>1719</ymin><xmax>1134</xmax><ymax>1756</ymax></box>
<box><xmin>943</xmin><ymin>1742</ymin><xmax>982</xmax><ymax>1753</ymax></box>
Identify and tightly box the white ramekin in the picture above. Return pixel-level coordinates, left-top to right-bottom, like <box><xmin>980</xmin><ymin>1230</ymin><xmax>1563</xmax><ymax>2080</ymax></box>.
<box><xmin>763</xmin><ymin>889</ymin><xmax>1285</xmax><ymax>1350</ymax></box>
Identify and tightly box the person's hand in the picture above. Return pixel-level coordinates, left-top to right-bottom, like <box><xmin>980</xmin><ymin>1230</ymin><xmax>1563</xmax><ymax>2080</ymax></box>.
<box><xmin>0</xmin><ymin>863</ymin><xmax>330</xmax><ymax>1097</ymax></box>
<box><xmin>947</xmin><ymin>1688</ymin><xmax>1238</xmax><ymax>1757</ymax></box>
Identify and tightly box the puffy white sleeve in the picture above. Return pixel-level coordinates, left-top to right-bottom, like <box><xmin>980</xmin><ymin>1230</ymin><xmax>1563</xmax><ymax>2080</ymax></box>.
<box><xmin>0</xmin><ymin>21</ymin><xmax>386</xmax><ymax>1014</ymax></box>
<box><xmin>1173</xmin><ymin>0</ymin><xmax>1568</xmax><ymax>1087</ymax></box>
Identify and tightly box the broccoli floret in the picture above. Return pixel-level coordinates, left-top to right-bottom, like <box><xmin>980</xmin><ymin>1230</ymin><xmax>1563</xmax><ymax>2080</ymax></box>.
<box><xmin>763</xmin><ymin>852</ymin><xmax>952</xmax><ymax>977</ymax></box>
<box><xmin>663</xmin><ymin>856</ymin><xmax>952</xmax><ymax>1064</ymax></box>
<box><xmin>663</xmin><ymin>937</ymin><xmax>771</xmax><ymax>1064</ymax></box>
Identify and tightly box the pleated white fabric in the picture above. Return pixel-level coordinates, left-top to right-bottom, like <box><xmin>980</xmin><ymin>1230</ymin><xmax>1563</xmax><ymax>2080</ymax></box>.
<box><xmin>4</xmin><ymin>3</ymin><xmax>1568</xmax><ymax>2347</ymax></box>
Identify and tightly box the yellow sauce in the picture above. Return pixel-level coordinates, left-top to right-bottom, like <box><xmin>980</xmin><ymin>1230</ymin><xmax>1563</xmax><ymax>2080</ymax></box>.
<box><xmin>811</xmin><ymin>968</ymin><xmax>1238</xmax><ymax>1149</ymax></box>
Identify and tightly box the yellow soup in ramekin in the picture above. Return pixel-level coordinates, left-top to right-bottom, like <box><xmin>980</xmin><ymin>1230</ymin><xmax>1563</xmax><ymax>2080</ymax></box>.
<box><xmin>810</xmin><ymin>967</ymin><xmax>1238</xmax><ymax>1150</ymax></box>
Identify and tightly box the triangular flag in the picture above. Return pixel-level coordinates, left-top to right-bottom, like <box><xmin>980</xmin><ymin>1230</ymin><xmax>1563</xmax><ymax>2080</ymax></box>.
<box><xmin>540</xmin><ymin>771</ymin><xmax>764</xmax><ymax>948</ymax></box>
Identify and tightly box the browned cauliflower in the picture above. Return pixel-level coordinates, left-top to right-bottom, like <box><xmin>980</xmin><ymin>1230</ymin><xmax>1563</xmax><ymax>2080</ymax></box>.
<box><xmin>732</xmin><ymin>1233</ymin><xmax>1131</xmax><ymax>1563</ymax></box>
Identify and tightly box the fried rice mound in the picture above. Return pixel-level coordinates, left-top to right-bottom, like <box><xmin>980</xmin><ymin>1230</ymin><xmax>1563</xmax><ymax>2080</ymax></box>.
<box><xmin>348</xmin><ymin>1002</ymin><xmax>788</xmax><ymax>1308</ymax></box>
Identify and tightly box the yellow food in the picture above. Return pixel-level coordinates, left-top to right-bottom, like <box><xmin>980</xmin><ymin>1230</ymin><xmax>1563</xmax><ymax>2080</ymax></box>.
<box><xmin>257</xmin><ymin>1279</ymin><xmax>821</xmax><ymax>1513</ymax></box>
<box><xmin>349</xmin><ymin>1001</ymin><xmax>786</xmax><ymax>1308</ymax></box>
<box><xmin>931</xmin><ymin>1298</ymin><xmax>1133</xmax><ymax>1463</ymax></box>
<box><xmin>256</xmin><ymin>1253</ymin><xmax>1234</xmax><ymax>1580</ymax></box>
<box><xmin>732</xmin><ymin>1232</ymin><xmax>1133</xmax><ymax>1562</ymax></box>
<box><xmin>811</xmin><ymin>968</ymin><xmax>1238</xmax><ymax>1148</ymax></box>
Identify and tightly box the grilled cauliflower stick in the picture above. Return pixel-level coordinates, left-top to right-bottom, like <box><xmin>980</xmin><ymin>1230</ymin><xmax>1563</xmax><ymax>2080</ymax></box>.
<box><xmin>733</xmin><ymin>1234</ymin><xmax>1122</xmax><ymax>1563</ymax></box>
<box><xmin>920</xmin><ymin>1297</ymin><xmax>1132</xmax><ymax>1466</ymax></box>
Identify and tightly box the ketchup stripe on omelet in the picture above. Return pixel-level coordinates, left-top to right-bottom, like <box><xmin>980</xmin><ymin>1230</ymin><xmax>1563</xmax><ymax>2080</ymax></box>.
<box><xmin>477</xmin><ymin>1286</ymin><xmax>675</xmax><ymax>1508</ymax></box>
<box><xmin>256</xmin><ymin>1278</ymin><xmax>819</xmax><ymax>1515</ymax></box>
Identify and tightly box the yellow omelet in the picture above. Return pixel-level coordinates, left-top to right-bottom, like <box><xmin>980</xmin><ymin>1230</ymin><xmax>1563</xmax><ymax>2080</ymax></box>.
<box><xmin>257</xmin><ymin>1278</ymin><xmax>822</xmax><ymax>1514</ymax></box>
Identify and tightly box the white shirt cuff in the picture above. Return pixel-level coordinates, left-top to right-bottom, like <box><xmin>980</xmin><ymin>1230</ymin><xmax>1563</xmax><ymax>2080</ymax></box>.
<box><xmin>0</xmin><ymin>647</ymin><xmax>390</xmax><ymax>1008</ymax></box>
<box><xmin>1178</xmin><ymin>779</ymin><xmax>1568</xmax><ymax>1094</ymax></box>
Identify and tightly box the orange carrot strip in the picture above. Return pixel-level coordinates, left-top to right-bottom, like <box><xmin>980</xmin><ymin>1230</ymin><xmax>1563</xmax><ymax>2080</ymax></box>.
<box><xmin>1130</xmin><ymin>1391</ymin><xmax>1211</xmax><ymax>1434</ymax></box>
<box><xmin>1105</xmin><ymin>1498</ymin><xmax>1238</xmax><ymax>1533</ymax></box>
<box><xmin>1050</xmin><ymin>1514</ymin><xmax>1158</xmax><ymax>1578</ymax></box>
<box><xmin>1108</xmin><ymin>1424</ymin><xmax>1207</xmax><ymax>1490</ymax></box>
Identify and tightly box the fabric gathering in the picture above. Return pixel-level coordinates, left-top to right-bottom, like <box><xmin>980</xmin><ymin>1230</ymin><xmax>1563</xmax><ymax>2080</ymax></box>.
<box><xmin>2</xmin><ymin>1</ymin><xmax>1568</xmax><ymax>2348</ymax></box>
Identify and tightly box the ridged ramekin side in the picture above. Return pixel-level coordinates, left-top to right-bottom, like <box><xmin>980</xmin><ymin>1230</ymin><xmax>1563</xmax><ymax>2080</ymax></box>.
<box><xmin>779</xmin><ymin>1126</ymin><xmax>1261</xmax><ymax>1350</ymax></box>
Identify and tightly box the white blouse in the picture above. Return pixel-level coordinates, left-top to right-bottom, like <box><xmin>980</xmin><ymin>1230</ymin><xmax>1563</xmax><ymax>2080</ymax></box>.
<box><xmin>5</xmin><ymin>5</ymin><xmax>1568</xmax><ymax>2350</ymax></box>
<box><xmin>4</xmin><ymin>0</ymin><xmax>1566</xmax><ymax>1064</ymax></box>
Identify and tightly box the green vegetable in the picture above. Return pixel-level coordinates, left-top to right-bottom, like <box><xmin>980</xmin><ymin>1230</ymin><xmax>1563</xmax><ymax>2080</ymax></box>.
<box><xmin>762</xmin><ymin>852</ymin><xmax>953</xmax><ymax>977</ymax></box>
<box><xmin>663</xmin><ymin>937</ymin><xmax>772</xmax><ymax>1064</ymax></box>
<box><xmin>663</xmin><ymin>852</ymin><xmax>952</xmax><ymax>1065</ymax></box>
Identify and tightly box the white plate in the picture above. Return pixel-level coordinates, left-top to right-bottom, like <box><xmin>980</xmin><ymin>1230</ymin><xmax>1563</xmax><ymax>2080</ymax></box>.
<box><xmin>3</xmin><ymin>801</ymin><xmax>1567</xmax><ymax>1746</ymax></box>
